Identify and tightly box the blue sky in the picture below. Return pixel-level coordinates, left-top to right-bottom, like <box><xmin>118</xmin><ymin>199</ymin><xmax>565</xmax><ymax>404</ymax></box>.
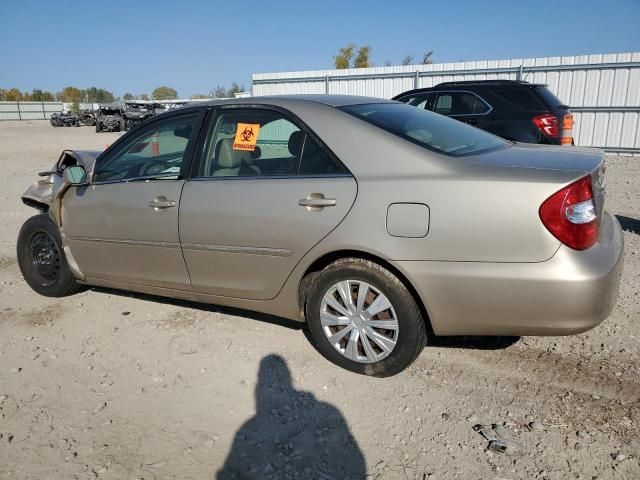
<box><xmin>1</xmin><ymin>0</ymin><xmax>639</xmax><ymax>98</ymax></box>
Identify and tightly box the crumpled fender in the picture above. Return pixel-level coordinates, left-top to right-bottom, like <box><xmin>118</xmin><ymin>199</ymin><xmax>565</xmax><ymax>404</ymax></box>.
<box><xmin>21</xmin><ymin>150</ymin><xmax>102</xmax><ymax>282</ymax></box>
<box><xmin>22</xmin><ymin>149</ymin><xmax>101</xmax><ymax>212</ymax></box>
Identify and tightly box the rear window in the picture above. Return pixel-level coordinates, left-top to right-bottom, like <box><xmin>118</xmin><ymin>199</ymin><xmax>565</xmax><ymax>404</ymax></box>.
<box><xmin>492</xmin><ymin>88</ymin><xmax>546</xmax><ymax>111</ymax></box>
<box><xmin>341</xmin><ymin>103</ymin><xmax>508</xmax><ymax>157</ymax></box>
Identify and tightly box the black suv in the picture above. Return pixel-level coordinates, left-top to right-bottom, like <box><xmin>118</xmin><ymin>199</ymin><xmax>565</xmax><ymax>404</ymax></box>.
<box><xmin>393</xmin><ymin>80</ymin><xmax>573</xmax><ymax>145</ymax></box>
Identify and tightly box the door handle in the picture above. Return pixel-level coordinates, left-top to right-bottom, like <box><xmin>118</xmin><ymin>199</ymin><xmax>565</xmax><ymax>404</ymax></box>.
<box><xmin>148</xmin><ymin>196</ymin><xmax>176</xmax><ymax>210</ymax></box>
<box><xmin>298</xmin><ymin>193</ymin><xmax>337</xmax><ymax>210</ymax></box>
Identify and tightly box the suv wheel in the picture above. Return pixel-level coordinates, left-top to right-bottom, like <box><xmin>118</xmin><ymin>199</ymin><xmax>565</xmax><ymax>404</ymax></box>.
<box><xmin>305</xmin><ymin>258</ymin><xmax>426</xmax><ymax>377</ymax></box>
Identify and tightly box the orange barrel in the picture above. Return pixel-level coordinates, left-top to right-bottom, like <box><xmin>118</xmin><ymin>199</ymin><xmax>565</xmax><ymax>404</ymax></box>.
<box><xmin>561</xmin><ymin>114</ymin><xmax>574</xmax><ymax>145</ymax></box>
<box><xmin>152</xmin><ymin>132</ymin><xmax>159</xmax><ymax>156</ymax></box>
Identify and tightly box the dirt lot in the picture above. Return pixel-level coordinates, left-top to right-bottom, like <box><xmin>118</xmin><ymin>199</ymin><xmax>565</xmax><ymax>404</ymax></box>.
<box><xmin>0</xmin><ymin>121</ymin><xmax>638</xmax><ymax>479</ymax></box>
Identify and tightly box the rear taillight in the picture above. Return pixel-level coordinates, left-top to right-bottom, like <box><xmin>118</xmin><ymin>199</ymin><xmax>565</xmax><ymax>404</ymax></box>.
<box><xmin>532</xmin><ymin>113</ymin><xmax>559</xmax><ymax>138</ymax></box>
<box><xmin>539</xmin><ymin>175</ymin><xmax>599</xmax><ymax>250</ymax></box>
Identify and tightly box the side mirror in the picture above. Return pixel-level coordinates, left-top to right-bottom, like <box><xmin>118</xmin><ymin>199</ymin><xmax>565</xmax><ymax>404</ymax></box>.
<box><xmin>62</xmin><ymin>165</ymin><xmax>88</xmax><ymax>186</ymax></box>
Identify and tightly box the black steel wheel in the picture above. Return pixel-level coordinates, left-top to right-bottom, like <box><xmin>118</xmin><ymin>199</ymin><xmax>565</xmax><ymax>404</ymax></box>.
<box><xmin>17</xmin><ymin>214</ymin><xmax>82</xmax><ymax>297</ymax></box>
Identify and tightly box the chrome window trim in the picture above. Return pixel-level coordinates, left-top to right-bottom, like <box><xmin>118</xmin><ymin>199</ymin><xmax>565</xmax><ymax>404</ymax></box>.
<box><xmin>432</xmin><ymin>90</ymin><xmax>493</xmax><ymax>117</ymax></box>
<box><xmin>188</xmin><ymin>173</ymin><xmax>353</xmax><ymax>182</ymax></box>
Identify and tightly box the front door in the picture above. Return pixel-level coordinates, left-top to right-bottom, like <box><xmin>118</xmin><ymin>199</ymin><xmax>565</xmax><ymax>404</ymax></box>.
<box><xmin>62</xmin><ymin>110</ymin><xmax>202</xmax><ymax>289</ymax></box>
<box><xmin>179</xmin><ymin>107</ymin><xmax>357</xmax><ymax>300</ymax></box>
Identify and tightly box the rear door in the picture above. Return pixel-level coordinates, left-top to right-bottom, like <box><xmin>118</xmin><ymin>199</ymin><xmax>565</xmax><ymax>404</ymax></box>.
<box><xmin>62</xmin><ymin>110</ymin><xmax>203</xmax><ymax>289</ymax></box>
<box><xmin>179</xmin><ymin>106</ymin><xmax>357</xmax><ymax>300</ymax></box>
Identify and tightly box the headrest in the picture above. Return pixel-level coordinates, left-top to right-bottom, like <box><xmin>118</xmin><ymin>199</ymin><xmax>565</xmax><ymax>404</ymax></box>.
<box><xmin>216</xmin><ymin>138</ymin><xmax>251</xmax><ymax>168</ymax></box>
<box><xmin>288</xmin><ymin>131</ymin><xmax>305</xmax><ymax>157</ymax></box>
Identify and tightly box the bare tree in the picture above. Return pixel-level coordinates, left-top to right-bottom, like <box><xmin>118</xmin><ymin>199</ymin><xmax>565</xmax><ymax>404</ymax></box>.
<box><xmin>422</xmin><ymin>50</ymin><xmax>434</xmax><ymax>65</ymax></box>
<box><xmin>401</xmin><ymin>55</ymin><xmax>414</xmax><ymax>66</ymax></box>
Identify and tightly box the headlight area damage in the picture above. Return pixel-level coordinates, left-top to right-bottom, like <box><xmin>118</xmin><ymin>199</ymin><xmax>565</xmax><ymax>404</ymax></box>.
<box><xmin>22</xmin><ymin>149</ymin><xmax>100</xmax><ymax>214</ymax></box>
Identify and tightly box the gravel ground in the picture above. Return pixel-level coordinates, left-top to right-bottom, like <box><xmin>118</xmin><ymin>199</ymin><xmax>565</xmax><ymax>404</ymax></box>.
<box><xmin>0</xmin><ymin>121</ymin><xmax>638</xmax><ymax>479</ymax></box>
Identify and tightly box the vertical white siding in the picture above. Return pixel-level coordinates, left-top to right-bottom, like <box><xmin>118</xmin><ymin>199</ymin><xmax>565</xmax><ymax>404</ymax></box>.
<box><xmin>253</xmin><ymin>52</ymin><xmax>640</xmax><ymax>153</ymax></box>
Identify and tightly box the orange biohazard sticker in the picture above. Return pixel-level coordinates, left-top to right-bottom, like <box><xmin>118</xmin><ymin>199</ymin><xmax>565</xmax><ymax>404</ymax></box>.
<box><xmin>233</xmin><ymin>123</ymin><xmax>260</xmax><ymax>151</ymax></box>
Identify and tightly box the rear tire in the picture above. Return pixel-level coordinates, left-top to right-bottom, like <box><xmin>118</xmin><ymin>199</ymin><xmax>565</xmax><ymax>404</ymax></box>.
<box><xmin>305</xmin><ymin>258</ymin><xmax>427</xmax><ymax>377</ymax></box>
<box><xmin>17</xmin><ymin>214</ymin><xmax>82</xmax><ymax>297</ymax></box>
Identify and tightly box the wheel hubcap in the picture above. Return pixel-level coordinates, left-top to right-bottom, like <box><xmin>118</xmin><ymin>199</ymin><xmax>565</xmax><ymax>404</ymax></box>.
<box><xmin>320</xmin><ymin>280</ymin><xmax>399</xmax><ymax>363</ymax></box>
<box><xmin>29</xmin><ymin>231</ymin><xmax>61</xmax><ymax>286</ymax></box>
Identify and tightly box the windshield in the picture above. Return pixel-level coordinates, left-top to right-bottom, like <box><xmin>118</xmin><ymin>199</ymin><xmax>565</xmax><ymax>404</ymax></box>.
<box><xmin>340</xmin><ymin>102</ymin><xmax>508</xmax><ymax>156</ymax></box>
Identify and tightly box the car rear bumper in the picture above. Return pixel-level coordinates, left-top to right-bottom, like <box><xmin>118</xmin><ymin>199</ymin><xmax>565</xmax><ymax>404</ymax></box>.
<box><xmin>395</xmin><ymin>211</ymin><xmax>624</xmax><ymax>336</ymax></box>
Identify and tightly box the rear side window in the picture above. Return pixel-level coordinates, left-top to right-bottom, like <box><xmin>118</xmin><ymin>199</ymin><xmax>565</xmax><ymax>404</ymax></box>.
<box><xmin>341</xmin><ymin>103</ymin><xmax>508</xmax><ymax>157</ymax></box>
<box><xmin>533</xmin><ymin>87</ymin><xmax>567</xmax><ymax>109</ymax></box>
<box><xmin>434</xmin><ymin>92</ymin><xmax>490</xmax><ymax>116</ymax></box>
<box><xmin>198</xmin><ymin>109</ymin><xmax>346</xmax><ymax>178</ymax></box>
<box><xmin>452</xmin><ymin>93</ymin><xmax>490</xmax><ymax>115</ymax></box>
<box><xmin>492</xmin><ymin>88</ymin><xmax>546</xmax><ymax>111</ymax></box>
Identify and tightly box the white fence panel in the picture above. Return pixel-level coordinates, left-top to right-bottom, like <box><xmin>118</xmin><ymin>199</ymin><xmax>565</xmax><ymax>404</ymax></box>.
<box><xmin>253</xmin><ymin>52</ymin><xmax>640</xmax><ymax>153</ymax></box>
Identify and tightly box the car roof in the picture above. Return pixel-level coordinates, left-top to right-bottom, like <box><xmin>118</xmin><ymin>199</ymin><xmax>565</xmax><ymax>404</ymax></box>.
<box><xmin>395</xmin><ymin>80</ymin><xmax>548</xmax><ymax>97</ymax></box>
<box><xmin>184</xmin><ymin>94</ymin><xmax>394</xmax><ymax>110</ymax></box>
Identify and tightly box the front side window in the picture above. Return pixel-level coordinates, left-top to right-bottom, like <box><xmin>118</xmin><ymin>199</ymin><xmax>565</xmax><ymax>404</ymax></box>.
<box><xmin>341</xmin><ymin>103</ymin><xmax>508</xmax><ymax>157</ymax></box>
<box><xmin>198</xmin><ymin>109</ymin><xmax>346</xmax><ymax>178</ymax></box>
<box><xmin>94</xmin><ymin>113</ymin><xmax>199</xmax><ymax>182</ymax></box>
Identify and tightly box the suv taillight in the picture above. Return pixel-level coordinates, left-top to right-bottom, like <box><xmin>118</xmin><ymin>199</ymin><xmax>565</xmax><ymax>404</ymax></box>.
<box><xmin>539</xmin><ymin>175</ymin><xmax>599</xmax><ymax>250</ymax></box>
<box><xmin>532</xmin><ymin>113</ymin><xmax>559</xmax><ymax>138</ymax></box>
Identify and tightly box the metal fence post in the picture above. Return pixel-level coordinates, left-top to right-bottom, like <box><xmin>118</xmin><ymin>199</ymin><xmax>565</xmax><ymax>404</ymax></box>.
<box><xmin>517</xmin><ymin>65</ymin><xmax>523</xmax><ymax>81</ymax></box>
<box><xmin>16</xmin><ymin>102</ymin><xmax>21</xmax><ymax>121</ymax></box>
<box><xmin>325</xmin><ymin>75</ymin><xmax>330</xmax><ymax>94</ymax></box>
<box><xmin>42</xmin><ymin>101</ymin><xmax>45</xmax><ymax>120</ymax></box>
<box><xmin>415</xmin><ymin>70</ymin><xmax>420</xmax><ymax>89</ymax></box>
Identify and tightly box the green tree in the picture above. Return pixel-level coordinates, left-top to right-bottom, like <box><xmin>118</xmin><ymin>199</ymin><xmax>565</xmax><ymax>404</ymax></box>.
<box><xmin>5</xmin><ymin>88</ymin><xmax>23</xmax><ymax>101</ymax></box>
<box><xmin>191</xmin><ymin>93</ymin><xmax>208</xmax><ymax>99</ymax></box>
<box><xmin>138</xmin><ymin>93</ymin><xmax>150</xmax><ymax>101</ymax></box>
<box><xmin>123</xmin><ymin>93</ymin><xmax>134</xmax><ymax>100</ymax></box>
<box><xmin>56</xmin><ymin>86</ymin><xmax>84</xmax><ymax>102</ymax></box>
<box><xmin>83</xmin><ymin>87</ymin><xmax>115</xmax><ymax>103</ymax></box>
<box><xmin>152</xmin><ymin>86</ymin><xmax>178</xmax><ymax>100</ymax></box>
<box><xmin>333</xmin><ymin>43</ymin><xmax>356</xmax><ymax>69</ymax></box>
<box><xmin>0</xmin><ymin>88</ymin><xmax>6</xmax><ymax>100</ymax></box>
<box><xmin>353</xmin><ymin>46</ymin><xmax>372</xmax><ymax>68</ymax></box>
<box><xmin>70</xmin><ymin>101</ymin><xmax>81</xmax><ymax>114</ymax></box>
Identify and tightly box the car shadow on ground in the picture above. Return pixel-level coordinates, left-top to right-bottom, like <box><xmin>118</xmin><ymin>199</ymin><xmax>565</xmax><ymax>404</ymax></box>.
<box><xmin>91</xmin><ymin>287</ymin><xmax>519</xmax><ymax>352</ymax></box>
<box><xmin>90</xmin><ymin>287</ymin><xmax>304</xmax><ymax>331</ymax></box>
<box><xmin>216</xmin><ymin>354</ymin><xmax>366</xmax><ymax>479</ymax></box>
<box><xmin>426</xmin><ymin>335</ymin><xmax>520</xmax><ymax>350</ymax></box>
<box><xmin>616</xmin><ymin>215</ymin><xmax>640</xmax><ymax>235</ymax></box>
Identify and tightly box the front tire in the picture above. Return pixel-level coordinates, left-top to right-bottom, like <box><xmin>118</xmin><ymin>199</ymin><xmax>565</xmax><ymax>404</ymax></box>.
<box><xmin>305</xmin><ymin>258</ymin><xmax>427</xmax><ymax>377</ymax></box>
<box><xmin>17</xmin><ymin>215</ymin><xmax>81</xmax><ymax>297</ymax></box>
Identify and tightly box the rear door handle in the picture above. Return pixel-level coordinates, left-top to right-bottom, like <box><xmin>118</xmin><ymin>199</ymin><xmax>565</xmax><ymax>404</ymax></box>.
<box><xmin>148</xmin><ymin>196</ymin><xmax>176</xmax><ymax>210</ymax></box>
<box><xmin>298</xmin><ymin>193</ymin><xmax>337</xmax><ymax>210</ymax></box>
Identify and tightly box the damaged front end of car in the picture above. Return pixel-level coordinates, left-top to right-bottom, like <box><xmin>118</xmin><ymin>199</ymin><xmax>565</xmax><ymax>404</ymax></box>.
<box><xmin>21</xmin><ymin>150</ymin><xmax>100</xmax><ymax>281</ymax></box>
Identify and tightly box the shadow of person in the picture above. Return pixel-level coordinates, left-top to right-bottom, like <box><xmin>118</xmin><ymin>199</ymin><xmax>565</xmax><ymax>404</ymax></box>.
<box><xmin>217</xmin><ymin>355</ymin><xmax>366</xmax><ymax>479</ymax></box>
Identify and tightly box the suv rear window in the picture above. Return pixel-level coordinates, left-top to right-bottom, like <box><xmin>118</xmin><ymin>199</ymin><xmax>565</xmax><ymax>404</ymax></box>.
<box><xmin>341</xmin><ymin>103</ymin><xmax>508</xmax><ymax>157</ymax></box>
<box><xmin>492</xmin><ymin>89</ymin><xmax>545</xmax><ymax>111</ymax></box>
